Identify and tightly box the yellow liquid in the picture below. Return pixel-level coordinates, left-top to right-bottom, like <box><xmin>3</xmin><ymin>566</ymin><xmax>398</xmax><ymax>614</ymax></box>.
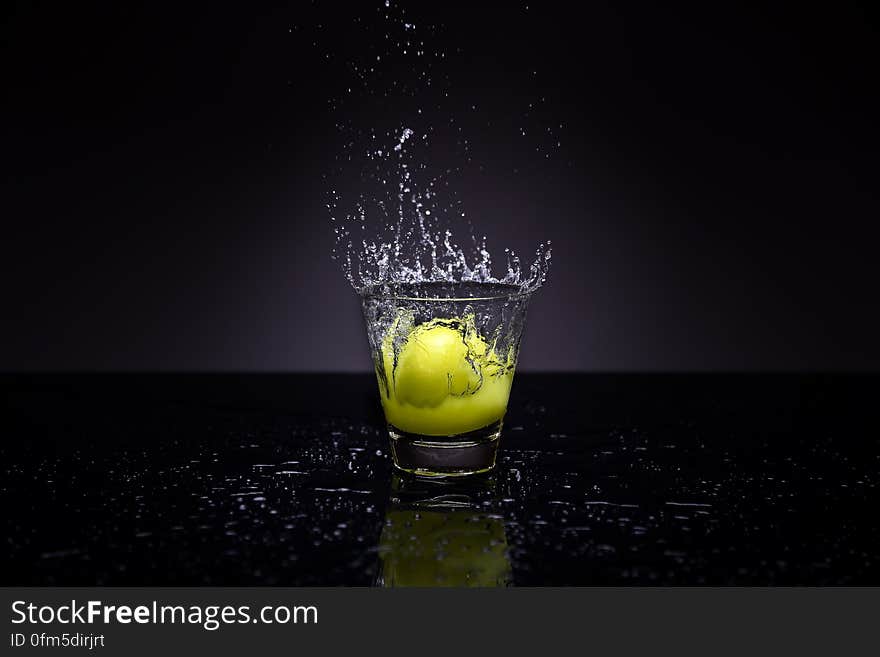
<box><xmin>378</xmin><ymin>316</ymin><xmax>515</xmax><ymax>436</ymax></box>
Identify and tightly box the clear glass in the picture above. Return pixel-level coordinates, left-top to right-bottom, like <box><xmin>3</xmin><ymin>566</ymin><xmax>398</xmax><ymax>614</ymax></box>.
<box><xmin>361</xmin><ymin>281</ymin><xmax>531</xmax><ymax>476</ymax></box>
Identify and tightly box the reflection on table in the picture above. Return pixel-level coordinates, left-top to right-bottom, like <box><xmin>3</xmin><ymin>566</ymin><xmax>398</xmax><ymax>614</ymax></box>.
<box><xmin>376</xmin><ymin>473</ymin><xmax>511</xmax><ymax>587</ymax></box>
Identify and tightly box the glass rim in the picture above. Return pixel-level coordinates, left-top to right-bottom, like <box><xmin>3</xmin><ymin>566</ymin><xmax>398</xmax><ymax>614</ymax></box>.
<box><xmin>359</xmin><ymin>282</ymin><xmax>533</xmax><ymax>302</ymax></box>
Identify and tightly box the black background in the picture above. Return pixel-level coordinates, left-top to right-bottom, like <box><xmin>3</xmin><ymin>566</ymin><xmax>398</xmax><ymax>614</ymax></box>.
<box><xmin>3</xmin><ymin>1</ymin><xmax>879</xmax><ymax>371</ymax></box>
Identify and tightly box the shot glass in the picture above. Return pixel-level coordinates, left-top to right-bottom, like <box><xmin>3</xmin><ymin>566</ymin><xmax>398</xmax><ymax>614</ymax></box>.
<box><xmin>361</xmin><ymin>281</ymin><xmax>531</xmax><ymax>476</ymax></box>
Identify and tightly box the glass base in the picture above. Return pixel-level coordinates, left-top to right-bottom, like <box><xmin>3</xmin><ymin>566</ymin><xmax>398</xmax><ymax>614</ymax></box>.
<box><xmin>387</xmin><ymin>420</ymin><xmax>502</xmax><ymax>477</ymax></box>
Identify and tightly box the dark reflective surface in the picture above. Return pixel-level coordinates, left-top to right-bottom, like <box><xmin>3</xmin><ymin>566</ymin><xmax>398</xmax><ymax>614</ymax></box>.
<box><xmin>377</xmin><ymin>474</ymin><xmax>511</xmax><ymax>587</ymax></box>
<box><xmin>2</xmin><ymin>374</ymin><xmax>878</xmax><ymax>585</ymax></box>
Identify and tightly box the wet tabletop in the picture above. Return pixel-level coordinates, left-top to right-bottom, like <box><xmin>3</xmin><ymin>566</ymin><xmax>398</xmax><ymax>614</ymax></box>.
<box><xmin>2</xmin><ymin>374</ymin><xmax>879</xmax><ymax>585</ymax></box>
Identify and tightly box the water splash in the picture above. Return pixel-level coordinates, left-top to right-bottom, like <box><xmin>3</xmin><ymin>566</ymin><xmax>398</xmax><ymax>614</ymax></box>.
<box><xmin>324</xmin><ymin>3</ymin><xmax>552</xmax><ymax>295</ymax></box>
<box><xmin>331</xmin><ymin>124</ymin><xmax>551</xmax><ymax>294</ymax></box>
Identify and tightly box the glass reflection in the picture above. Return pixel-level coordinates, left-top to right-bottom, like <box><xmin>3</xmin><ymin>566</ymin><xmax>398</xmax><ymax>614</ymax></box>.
<box><xmin>376</xmin><ymin>473</ymin><xmax>511</xmax><ymax>587</ymax></box>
